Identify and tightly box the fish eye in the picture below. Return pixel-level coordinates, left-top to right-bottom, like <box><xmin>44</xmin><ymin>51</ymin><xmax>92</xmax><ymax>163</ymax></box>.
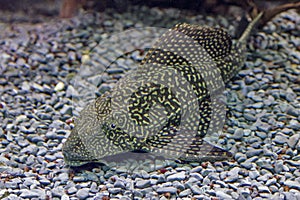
<box><xmin>110</xmin><ymin>123</ymin><xmax>116</xmax><ymax>129</ymax></box>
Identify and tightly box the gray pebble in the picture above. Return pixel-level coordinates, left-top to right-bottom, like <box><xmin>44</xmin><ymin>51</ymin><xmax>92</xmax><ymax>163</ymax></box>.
<box><xmin>249</xmin><ymin>170</ymin><xmax>260</xmax><ymax>179</ymax></box>
<box><xmin>73</xmin><ymin>176</ymin><xmax>86</xmax><ymax>182</ymax></box>
<box><xmin>231</xmin><ymin>128</ymin><xmax>244</xmax><ymax>140</ymax></box>
<box><xmin>67</xmin><ymin>187</ymin><xmax>77</xmax><ymax>195</ymax></box>
<box><xmin>266</xmin><ymin>178</ymin><xmax>277</xmax><ymax>186</ymax></box>
<box><xmin>114</xmin><ymin>180</ymin><xmax>126</xmax><ymax>189</ymax></box>
<box><xmin>190</xmin><ymin>172</ymin><xmax>203</xmax><ymax>181</ymax></box>
<box><xmin>136</xmin><ymin>180</ymin><xmax>151</xmax><ymax>189</ymax></box>
<box><xmin>191</xmin><ymin>185</ymin><xmax>205</xmax><ymax>195</ymax></box>
<box><xmin>246</xmin><ymin>149</ymin><xmax>263</xmax><ymax>158</ymax></box>
<box><xmin>224</xmin><ymin>173</ymin><xmax>239</xmax><ymax>183</ymax></box>
<box><xmin>256</xmin><ymin>122</ymin><xmax>271</xmax><ymax>133</ymax></box>
<box><xmin>256</xmin><ymin>131</ymin><xmax>267</xmax><ymax>139</ymax></box>
<box><xmin>52</xmin><ymin>186</ymin><xmax>66</xmax><ymax>197</ymax></box>
<box><xmin>184</xmin><ymin>177</ymin><xmax>198</xmax><ymax>188</ymax></box>
<box><xmin>39</xmin><ymin>178</ymin><xmax>51</xmax><ymax>186</ymax></box>
<box><xmin>190</xmin><ymin>166</ymin><xmax>202</xmax><ymax>173</ymax></box>
<box><xmin>76</xmin><ymin>188</ymin><xmax>90</xmax><ymax>199</ymax></box>
<box><xmin>216</xmin><ymin>190</ymin><xmax>232</xmax><ymax>199</ymax></box>
<box><xmin>20</xmin><ymin>189</ymin><xmax>44</xmax><ymax>199</ymax></box>
<box><xmin>57</xmin><ymin>172</ymin><xmax>69</xmax><ymax>184</ymax></box>
<box><xmin>274</xmin><ymin>160</ymin><xmax>284</xmax><ymax>173</ymax></box>
<box><xmin>172</xmin><ymin>181</ymin><xmax>185</xmax><ymax>191</ymax></box>
<box><xmin>243</xmin><ymin>113</ymin><xmax>257</xmax><ymax>121</ymax></box>
<box><xmin>166</xmin><ymin>171</ymin><xmax>185</xmax><ymax>181</ymax></box>
<box><xmin>273</xmin><ymin>134</ymin><xmax>288</xmax><ymax>144</ymax></box>
<box><xmin>284</xmin><ymin>180</ymin><xmax>300</xmax><ymax>190</ymax></box>
<box><xmin>179</xmin><ymin>189</ymin><xmax>191</xmax><ymax>197</ymax></box>
<box><xmin>156</xmin><ymin>186</ymin><xmax>177</xmax><ymax>194</ymax></box>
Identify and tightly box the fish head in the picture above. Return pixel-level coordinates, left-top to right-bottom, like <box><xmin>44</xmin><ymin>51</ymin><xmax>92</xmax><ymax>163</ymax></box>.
<box><xmin>62</xmin><ymin>93</ymin><xmax>126</xmax><ymax>166</ymax></box>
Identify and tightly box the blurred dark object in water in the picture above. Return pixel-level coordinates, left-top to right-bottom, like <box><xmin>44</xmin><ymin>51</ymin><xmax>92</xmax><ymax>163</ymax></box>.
<box><xmin>0</xmin><ymin>0</ymin><xmax>59</xmax><ymax>16</ymax></box>
<box><xmin>59</xmin><ymin>0</ymin><xmax>300</xmax><ymax>21</ymax></box>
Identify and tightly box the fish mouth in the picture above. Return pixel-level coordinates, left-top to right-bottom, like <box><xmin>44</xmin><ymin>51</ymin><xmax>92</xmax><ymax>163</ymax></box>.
<box><xmin>62</xmin><ymin>128</ymin><xmax>97</xmax><ymax>167</ymax></box>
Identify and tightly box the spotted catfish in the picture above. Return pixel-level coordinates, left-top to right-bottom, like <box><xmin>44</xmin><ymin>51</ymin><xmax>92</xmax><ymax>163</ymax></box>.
<box><xmin>63</xmin><ymin>13</ymin><xmax>263</xmax><ymax>166</ymax></box>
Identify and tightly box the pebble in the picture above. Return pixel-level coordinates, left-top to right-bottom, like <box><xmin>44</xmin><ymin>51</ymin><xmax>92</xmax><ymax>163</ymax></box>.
<box><xmin>246</xmin><ymin>149</ymin><xmax>263</xmax><ymax>158</ymax></box>
<box><xmin>52</xmin><ymin>186</ymin><xmax>66</xmax><ymax>197</ymax></box>
<box><xmin>273</xmin><ymin>134</ymin><xmax>288</xmax><ymax>144</ymax></box>
<box><xmin>76</xmin><ymin>188</ymin><xmax>90</xmax><ymax>199</ymax></box>
<box><xmin>191</xmin><ymin>185</ymin><xmax>205</xmax><ymax>195</ymax></box>
<box><xmin>166</xmin><ymin>171</ymin><xmax>186</xmax><ymax>181</ymax></box>
<box><xmin>216</xmin><ymin>190</ymin><xmax>232</xmax><ymax>199</ymax></box>
<box><xmin>135</xmin><ymin>180</ymin><xmax>151</xmax><ymax>189</ymax></box>
<box><xmin>231</xmin><ymin>128</ymin><xmax>244</xmax><ymax>140</ymax></box>
<box><xmin>54</xmin><ymin>82</ymin><xmax>65</xmax><ymax>92</ymax></box>
<box><xmin>284</xmin><ymin>180</ymin><xmax>300</xmax><ymax>190</ymax></box>
<box><xmin>156</xmin><ymin>187</ymin><xmax>177</xmax><ymax>194</ymax></box>
<box><xmin>179</xmin><ymin>189</ymin><xmax>191</xmax><ymax>197</ymax></box>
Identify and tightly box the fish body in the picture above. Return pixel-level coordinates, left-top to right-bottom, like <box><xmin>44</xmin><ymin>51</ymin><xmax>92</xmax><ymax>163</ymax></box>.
<box><xmin>63</xmin><ymin>13</ymin><xmax>263</xmax><ymax>166</ymax></box>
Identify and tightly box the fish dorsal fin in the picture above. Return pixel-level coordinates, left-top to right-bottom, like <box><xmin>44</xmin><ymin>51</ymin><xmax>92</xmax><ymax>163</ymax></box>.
<box><xmin>173</xmin><ymin>23</ymin><xmax>232</xmax><ymax>60</ymax></box>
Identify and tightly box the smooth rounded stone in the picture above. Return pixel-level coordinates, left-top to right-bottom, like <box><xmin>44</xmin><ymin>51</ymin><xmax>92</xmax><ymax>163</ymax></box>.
<box><xmin>273</xmin><ymin>134</ymin><xmax>288</xmax><ymax>145</ymax></box>
<box><xmin>246</xmin><ymin>149</ymin><xmax>263</xmax><ymax>158</ymax></box>
<box><xmin>56</xmin><ymin>172</ymin><xmax>69</xmax><ymax>184</ymax></box>
<box><xmin>249</xmin><ymin>170</ymin><xmax>260</xmax><ymax>180</ymax></box>
<box><xmin>73</xmin><ymin>176</ymin><xmax>86</xmax><ymax>182</ymax></box>
<box><xmin>234</xmin><ymin>152</ymin><xmax>247</xmax><ymax>164</ymax></box>
<box><xmin>202</xmin><ymin>176</ymin><xmax>211</xmax><ymax>185</ymax></box>
<box><xmin>19</xmin><ymin>126</ymin><xmax>35</xmax><ymax>134</ymax></box>
<box><xmin>256</xmin><ymin>122</ymin><xmax>271</xmax><ymax>133</ymax></box>
<box><xmin>191</xmin><ymin>185</ymin><xmax>205</xmax><ymax>195</ymax></box>
<box><xmin>25</xmin><ymin>155</ymin><xmax>35</xmax><ymax>165</ymax></box>
<box><xmin>285</xmin><ymin>160</ymin><xmax>300</xmax><ymax>167</ymax></box>
<box><xmin>60</xmin><ymin>105</ymin><xmax>73</xmax><ymax>115</ymax></box>
<box><xmin>88</xmin><ymin>182</ymin><xmax>98</xmax><ymax>193</ymax></box>
<box><xmin>67</xmin><ymin>187</ymin><xmax>77</xmax><ymax>195</ymax></box>
<box><xmin>216</xmin><ymin>190</ymin><xmax>232</xmax><ymax>199</ymax></box>
<box><xmin>135</xmin><ymin>180</ymin><xmax>151</xmax><ymax>189</ymax></box>
<box><xmin>54</xmin><ymin>82</ymin><xmax>65</xmax><ymax>92</ymax></box>
<box><xmin>19</xmin><ymin>189</ymin><xmax>44</xmax><ymax>199</ymax></box>
<box><xmin>166</xmin><ymin>171</ymin><xmax>186</xmax><ymax>182</ymax></box>
<box><xmin>20</xmin><ymin>144</ymin><xmax>38</xmax><ymax>155</ymax></box>
<box><xmin>172</xmin><ymin>181</ymin><xmax>185</xmax><ymax>191</ymax></box>
<box><xmin>243</xmin><ymin>112</ymin><xmax>257</xmax><ymax>122</ymax></box>
<box><xmin>52</xmin><ymin>186</ymin><xmax>66</xmax><ymax>197</ymax></box>
<box><xmin>114</xmin><ymin>180</ymin><xmax>126</xmax><ymax>189</ymax></box>
<box><xmin>156</xmin><ymin>186</ymin><xmax>177</xmax><ymax>194</ymax></box>
<box><xmin>201</xmin><ymin>168</ymin><xmax>215</xmax><ymax>177</ymax></box>
<box><xmin>284</xmin><ymin>180</ymin><xmax>300</xmax><ymax>190</ymax></box>
<box><xmin>258</xmin><ymin>185</ymin><xmax>271</xmax><ymax>193</ymax></box>
<box><xmin>140</xmin><ymin>170</ymin><xmax>150</xmax><ymax>179</ymax></box>
<box><xmin>255</xmin><ymin>131</ymin><xmax>268</xmax><ymax>140</ymax></box>
<box><xmin>31</xmin><ymin>82</ymin><xmax>44</xmax><ymax>92</ymax></box>
<box><xmin>230</xmin><ymin>128</ymin><xmax>244</xmax><ymax>140</ymax></box>
<box><xmin>289</xmin><ymin>120</ymin><xmax>300</xmax><ymax>131</ymax></box>
<box><xmin>179</xmin><ymin>189</ymin><xmax>191</xmax><ymax>197</ymax></box>
<box><xmin>191</xmin><ymin>166</ymin><xmax>202</xmax><ymax>173</ymax></box>
<box><xmin>265</xmin><ymin>178</ymin><xmax>277</xmax><ymax>187</ymax></box>
<box><xmin>224</xmin><ymin>174</ymin><xmax>239</xmax><ymax>183</ymax></box>
<box><xmin>190</xmin><ymin>172</ymin><xmax>203</xmax><ymax>182</ymax></box>
<box><xmin>282</xmin><ymin>128</ymin><xmax>293</xmax><ymax>135</ymax></box>
<box><xmin>37</xmin><ymin>146</ymin><xmax>48</xmax><ymax>156</ymax></box>
<box><xmin>45</xmin><ymin>154</ymin><xmax>57</xmax><ymax>162</ymax></box>
<box><xmin>274</xmin><ymin>160</ymin><xmax>284</xmax><ymax>174</ymax></box>
<box><xmin>76</xmin><ymin>188</ymin><xmax>90</xmax><ymax>199</ymax></box>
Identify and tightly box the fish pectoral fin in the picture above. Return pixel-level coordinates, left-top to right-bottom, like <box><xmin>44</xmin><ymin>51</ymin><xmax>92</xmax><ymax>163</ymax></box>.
<box><xmin>180</xmin><ymin>139</ymin><xmax>232</xmax><ymax>162</ymax></box>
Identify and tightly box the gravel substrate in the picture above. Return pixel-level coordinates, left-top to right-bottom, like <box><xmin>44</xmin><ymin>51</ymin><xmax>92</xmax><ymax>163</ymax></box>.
<box><xmin>0</xmin><ymin>5</ymin><xmax>300</xmax><ymax>200</ymax></box>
